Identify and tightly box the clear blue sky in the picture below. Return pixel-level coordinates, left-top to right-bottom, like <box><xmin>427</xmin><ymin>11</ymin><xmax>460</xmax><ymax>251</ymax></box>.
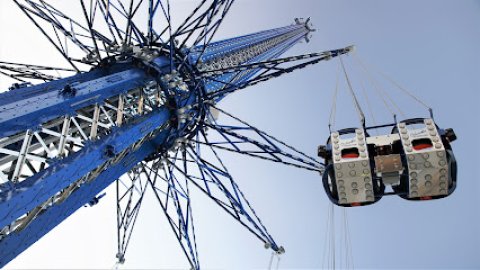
<box><xmin>1</xmin><ymin>0</ymin><xmax>479</xmax><ymax>269</ymax></box>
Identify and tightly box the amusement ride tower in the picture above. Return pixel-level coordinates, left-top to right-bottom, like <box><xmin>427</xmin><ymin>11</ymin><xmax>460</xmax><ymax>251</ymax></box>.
<box><xmin>0</xmin><ymin>0</ymin><xmax>352</xmax><ymax>268</ymax></box>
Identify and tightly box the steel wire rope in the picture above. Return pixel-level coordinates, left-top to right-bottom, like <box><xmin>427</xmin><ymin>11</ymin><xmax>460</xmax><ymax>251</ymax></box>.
<box><xmin>268</xmin><ymin>251</ymin><xmax>275</xmax><ymax>269</ymax></box>
<box><xmin>333</xmin><ymin>50</ymin><xmax>378</xmax><ymax>134</ymax></box>
<box><xmin>326</xmin><ymin>57</ymin><xmax>361</xmax><ymax>268</ymax></box>
<box><xmin>381</xmin><ymin>84</ymin><xmax>406</xmax><ymax>118</ymax></box>
<box><xmin>359</xmin><ymin>81</ymin><xmax>378</xmax><ymax>135</ymax></box>
<box><xmin>339</xmin><ymin>207</ymin><xmax>344</xmax><ymax>270</ymax></box>
<box><xmin>346</xmin><ymin>209</ymin><xmax>355</xmax><ymax>269</ymax></box>
<box><xmin>343</xmin><ymin>208</ymin><xmax>355</xmax><ymax>269</ymax></box>
<box><xmin>350</xmin><ymin>51</ymin><xmax>408</xmax><ymax>118</ymax></box>
<box><xmin>112</xmin><ymin>261</ymin><xmax>120</xmax><ymax>270</ymax></box>
<box><xmin>382</xmin><ymin>72</ymin><xmax>431</xmax><ymax>110</ymax></box>
<box><xmin>353</xmin><ymin>52</ymin><xmax>431</xmax><ymax>110</ymax></box>
<box><xmin>331</xmin><ymin>203</ymin><xmax>336</xmax><ymax>270</ymax></box>
<box><xmin>321</xmin><ymin>202</ymin><xmax>333</xmax><ymax>269</ymax></box>
<box><xmin>328</xmin><ymin>61</ymin><xmax>342</xmax><ymax>131</ymax></box>
<box><xmin>348</xmin><ymin>51</ymin><xmax>397</xmax><ymax>118</ymax></box>
<box><xmin>342</xmin><ymin>208</ymin><xmax>347</xmax><ymax>269</ymax></box>
<box><xmin>268</xmin><ymin>252</ymin><xmax>282</xmax><ymax>270</ymax></box>
<box><xmin>355</xmin><ymin>55</ymin><xmax>408</xmax><ymax>118</ymax></box>
<box><xmin>339</xmin><ymin>56</ymin><xmax>365</xmax><ymax>126</ymax></box>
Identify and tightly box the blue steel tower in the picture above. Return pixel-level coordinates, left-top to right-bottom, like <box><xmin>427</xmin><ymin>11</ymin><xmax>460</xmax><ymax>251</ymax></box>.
<box><xmin>0</xmin><ymin>1</ymin><xmax>351</xmax><ymax>268</ymax></box>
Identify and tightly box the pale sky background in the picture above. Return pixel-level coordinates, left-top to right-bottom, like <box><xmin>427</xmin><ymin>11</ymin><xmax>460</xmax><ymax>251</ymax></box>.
<box><xmin>1</xmin><ymin>0</ymin><xmax>479</xmax><ymax>269</ymax></box>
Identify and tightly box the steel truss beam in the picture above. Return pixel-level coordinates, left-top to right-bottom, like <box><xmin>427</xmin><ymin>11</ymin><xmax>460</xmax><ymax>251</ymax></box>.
<box><xmin>0</xmin><ymin>138</ymin><xmax>156</xmax><ymax>267</ymax></box>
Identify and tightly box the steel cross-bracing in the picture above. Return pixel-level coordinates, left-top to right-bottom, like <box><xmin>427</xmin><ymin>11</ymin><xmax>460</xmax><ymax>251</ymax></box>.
<box><xmin>0</xmin><ymin>0</ymin><xmax>351</xmax><ymax>268</ymax></box>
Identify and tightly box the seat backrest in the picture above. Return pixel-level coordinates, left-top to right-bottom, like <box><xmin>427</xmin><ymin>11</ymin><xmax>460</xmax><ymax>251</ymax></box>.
<box><xmin>397</xmin><ymin>118</ymin><xmax>449</xmax><ymax>198</ymax></box>
<box><xmin>330</xmin><ymin>128</ymin><xmax>374</xmax><ymax>204</ymax></box>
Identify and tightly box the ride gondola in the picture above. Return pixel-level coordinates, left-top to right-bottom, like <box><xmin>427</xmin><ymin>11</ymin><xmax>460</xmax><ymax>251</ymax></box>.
<box><xmin>318</xmin><ymin>118</ymin><xmax>457</xmax><ymax>207</ymax></box>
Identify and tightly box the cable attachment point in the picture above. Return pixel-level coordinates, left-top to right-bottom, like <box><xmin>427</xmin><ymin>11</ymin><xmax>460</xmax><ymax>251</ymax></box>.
<box><xmin>346</xmin><ymin>45</ymin><xmax>356</xmax><ymax>53</ymax></box>
<box><xmin>59</xmin><ymin>83</ymin><xmax>78</xmax><ymax>98</ymax></box>
<box><xmin>116</xmin><ymin>252</ymin><xmax>125</xmax><ymax>264</ymax></box>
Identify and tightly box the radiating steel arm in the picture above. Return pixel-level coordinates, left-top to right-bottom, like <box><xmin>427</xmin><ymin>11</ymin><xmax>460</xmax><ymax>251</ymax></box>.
<box><xmin>196</xmin><ymin>105</ymin><xmax>324</xmax><ymax>172</ymax></box>
<box><xmin>0</xmin><ymin>61</ymin><xmax>77</xmax><ymax>82</ymax></box>
<box><xmin>115</xmin><ymin>168</ymin><xmax>149</xmax><ymax>264</ymax></box>
<box><xmin>143</xmin><ymin>157</ymin><xmax>201</xmax><ymax>269</ymax></box>
<box><xmin>197</xmin><ymin>48</ymin><xmax>352</xmax><ymax>78</ymax></box>
<box><xmin>174</xmin><ymin>0</ymin><xmax>235</xmax><ymax>48</ymax></box>
<box><xmin>205</xmin><ymin>45</ymin><xmax>354</xmax><ymax>100</ymax></box>
<box><xmin>166</xmin><ymin>141</ymin><xmax>284</xmax><ymax>253</ymax></box>
<box><xmin>189</xmin><ymin>0</ymin><xmax>236</xmax><ymax>63</ymax></box>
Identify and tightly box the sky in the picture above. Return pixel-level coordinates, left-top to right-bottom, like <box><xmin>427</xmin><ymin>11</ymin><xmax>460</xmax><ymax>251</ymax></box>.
<box><xmin>1</xmin><ymin>0</ymin><xmax>479</xmax><ymax>269</ymax></box>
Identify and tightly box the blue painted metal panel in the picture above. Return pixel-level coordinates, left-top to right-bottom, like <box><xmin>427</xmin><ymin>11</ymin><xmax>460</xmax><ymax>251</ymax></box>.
<box><xmin>0</xmin><ymin>62</ymin><xmax>135</xmax><ymax>107</ymax></box>
<box><xmin>0</xmin><ymin>20</ymin><xmax>308</xmax><ymax>232</ymax></box>
<box><xmin>0</xmin><ymin>68</ymin><xmax>149</xmax><ymax>138</ymax></box>
<box><xmin>0</xmin><ymin>97</ymin><xmax>190</xmax><ymax>267</ymax></box>
<box><xmin>203</xmin><ymin>27</ymin><xmax>309</xmax><ymax>95</ymax></box>
<box><xmin>0</xmin><ymin>24</ymin><xmax>308</xmax><ymax>139</ymax></box>
<box><xmin>0</xmin><ymin>141</ymin><xmax>156</xmax><ymax>267</ymax></box>
<box><xmin>188</xmin><ymin>24</ymin><xmax>305</xmax><ymax>64</ymax></box>
<box><xmin>198</xmin><ymin>27</ymin><xmax>298</xmax><ymax>63</ymax></box>
<box><xmin>233</xmin><ymin>30</ymin><xmax>307</xmax><ymax>86</ymax></box>
<box><xmin>0</xmin><ymin>20</ymin><xmax>314</xmax><ymax>267</ymax></box>
<box><xmin>0</xmin><ymin>107</ymin><xmax>172</xmax><ymax>230</ymax></box>
<box><xmin>194</xmin><ymin>25</ymin><xmax>298</xmax><ymax>52</ymax></box>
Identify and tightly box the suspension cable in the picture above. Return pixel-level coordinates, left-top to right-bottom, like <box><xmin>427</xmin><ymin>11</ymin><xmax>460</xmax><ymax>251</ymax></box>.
<box><xmin>359</xmin><ymin>81</ymin><xmax>378</xmax><ymax>134</ymax></box>
<box><xmin>339</xmin><ymin>207</ymin><xmax>344</xmax><ymax>270</ymax></box>
<box><xmin>331</xmin><ymin>203</ymin><xmax>336</xmax><ymax>270</ymax></box>
<box><xmin>343</xmin><ymin>208</ymin><xmax>355</xmax><ymax>269</ymax></box>
<box><xmin>322</xmin><ymin>202</ymin><xmax>333</xmax><ymax>269</ymax></box>
<box><xmin>353</xmin><ymin>52</ymin><xmax>437</xmax><ymax>118</ymax></box>
<box><xmin>268</xmin><ymin>251</ymin><xmax>282</xmax><ymax>270</ymax></box>
<box><xmin>353</xmin><ymin>53</ymin><xmax>431</xmax><ymax>110</ymax></box>
<box><xmin>329</xmin><ymin>62</ymin><xmax>342</xmax><ymax>132</ymax></box>
<box><xmin>350</xmin><ymin>52</ymin><xmax>397</xmax><ymax>118</ymax></box>
<box><xmin>268</xmin><ymin>251</ymin><xmax>274</xmax><ymax>269</ymax></box>
<box><xmin>339</xmin><ymin>56</ymin><xmax>365</xmax><ymax>126</ymax></box>
<box><xmin>379</xmin><ymin>80</ymin><xmax>407</xmax><ymax>118</ymax></box>
<box><xmin>345</xmin><ymin>209</ymin><xmax>355</xmax><ymax>269</ymax></box>
<box><xmin>275</xmin><ymin>254</ymin><xmax>282</xmax><ymax>270</ymax></box>
<box><xmin>380</xmin><ymin>71</ymin><xmax>431</xmax><ymax>110</ymax></box>
<box><xmin>322</xmin><ymin>204</ymin><xmax>356</xmax><ymax>270</ymax></box>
